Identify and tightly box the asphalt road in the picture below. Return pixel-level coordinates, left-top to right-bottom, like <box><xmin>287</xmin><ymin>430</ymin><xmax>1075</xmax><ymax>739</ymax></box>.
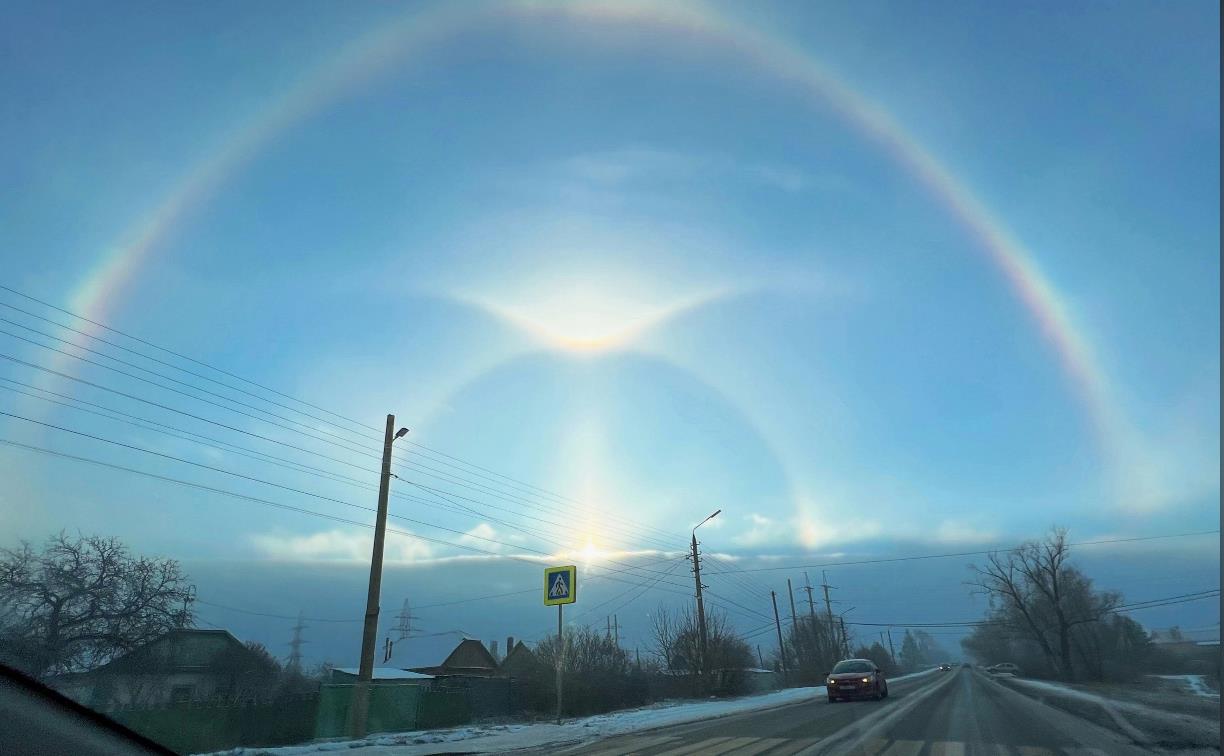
<box><xmin>540</xmin><ymin>668</ymin><xmax>1150</xmax><ymax>756</ymax></box>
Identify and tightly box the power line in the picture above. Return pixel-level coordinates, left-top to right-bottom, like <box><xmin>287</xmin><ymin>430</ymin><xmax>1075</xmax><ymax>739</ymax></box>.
<box><xmin>0</xmin><ymin>320</ymin><xmax>379</xmax><ymax>452</ymax></box>
<box><xmin>0</xmin><ymin>435</ymin><xmax>546</xmax><ymax>562</ymax></box>
<box><xmin>0</xmin><ymin>410</ymin><xmax>564</xmax><ymax>557</ymax></box>
<box><xmin>0</xmin><ymin>329</ymin><xmax>383</xmax><ymax>459</ymax></box>
<box><xmin>0</xmin><ymin>286</ymin><xmax>687</xmax><ymax>548</ymax></box>
<box><xmin>1</xmin><ymin>378</ymin><xmax>685</xmax><ymax>581</ymax></box>
<box><xmin>0</xmin><ymin>284</ymin><xmax>378</xmax><ymax>436</ymax></box>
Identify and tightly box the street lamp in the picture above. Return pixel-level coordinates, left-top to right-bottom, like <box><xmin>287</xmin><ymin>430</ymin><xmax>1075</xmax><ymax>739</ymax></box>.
<box><xmin>690</xmin><ymin>509</ymin><xmax>720</xmax><ymax>685</ymax></box>
<box><xmin>350</xmin><ymin>419</ymin><xmax>408</xmax><ymax>738</ymax></box>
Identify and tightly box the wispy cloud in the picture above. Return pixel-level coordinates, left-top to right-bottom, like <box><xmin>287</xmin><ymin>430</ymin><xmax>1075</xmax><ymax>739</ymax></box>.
<box><xmin>251</xmin><ymin>528</ymin><xmax>433</xmax><ymax>562</ymax></box>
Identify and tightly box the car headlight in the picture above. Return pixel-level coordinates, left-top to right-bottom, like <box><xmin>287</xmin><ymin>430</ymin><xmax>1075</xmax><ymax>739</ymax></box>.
<box><xmin>827</xmin><ymin>679</ymin><xmax>835</xmax><ymax>685</ymax></box>
<box><xmin>861</xmin><ymin>677</ymin><xmax>870</xmax><ymax>683</ymax></box>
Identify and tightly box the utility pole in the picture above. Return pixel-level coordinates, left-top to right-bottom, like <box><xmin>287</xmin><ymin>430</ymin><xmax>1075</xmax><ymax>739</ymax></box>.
<box><xmin>821</xmin><ymin>570</ymin><xmax>836</xmax><ymax>639</ymax></box>
<box><xmin>348</xmin><ymin>415</ymin><xmax>408</xmax><ymax>739</ymax></box>
<box><xmin>607</xmin><ymin>615</ymin><xmax>612</xmax><ymax>641</ymax></box>
<box><xmin>613</xmin><ymin>615</ymin><xmax>619</xmax><ymax>647</ymax></box>
<box><xmin>786</xmin><ymin>578</ymin><xmax>799</xmax><ymax>673</ymax></box>
<box><xmin>886</xmin><ymin>629</ymin><xmax>897</xmax><ymax>665</ymax></box>
<box><xmin>803</xmin><ymin>572</ymin><xmax>818</xmax><ymax>625</ymax></box>
<box><xmin>787</xmin><ymin>579</ymin><xmax>799</xmax><ymax>634</ymax></box>
<box><xmin>690</xmin><ymin>532</ymin><xmax>708</xmax><ymax>678</ymax></box>
<box><xmin>287</xmin><ymin>611</ymin><xmax>307</xmax><ymax>675</ymax></box>
<box><xmin>757</xmin><ymin>645</ymin><xmax>765</xmax><ymax>669</ymax></box>
<box><xmin>771</xmin><ymin>590</ymin><xmax>787</xmax><ymax>683</ymax></box>
<box><xmin>839</xmin><ymin>616</ymin><xmax>849</xmax><ymax>657</ymax></box>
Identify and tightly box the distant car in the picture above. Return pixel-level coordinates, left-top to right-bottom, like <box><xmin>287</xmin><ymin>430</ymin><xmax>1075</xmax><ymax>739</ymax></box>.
<box><xmin>987</xmin><ymin>663</ymin><xmax>1021</xmax><ymax>676</ymax></box>
<box><xmin>826</xmin><ymin>658</ymin><xmax>889</xmax><ymax>703</ymax></box>
<box><xmin>938</xmin><ymin>663</ymin><xmax>952</xmax><ymax>671</ymax></box>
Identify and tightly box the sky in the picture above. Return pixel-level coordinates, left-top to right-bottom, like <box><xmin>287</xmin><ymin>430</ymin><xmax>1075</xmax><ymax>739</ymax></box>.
<box><xmin>0</xmin><ymin>0</ymin><xmax>1219</xmax><ymax>667</ymax></box>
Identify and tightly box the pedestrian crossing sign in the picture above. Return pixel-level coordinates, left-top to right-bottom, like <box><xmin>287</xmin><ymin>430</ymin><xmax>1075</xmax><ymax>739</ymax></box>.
<box><xmin>544</xmin><ymin>565</ymin><xmax>577</xmax><ymax>606</ymax></box>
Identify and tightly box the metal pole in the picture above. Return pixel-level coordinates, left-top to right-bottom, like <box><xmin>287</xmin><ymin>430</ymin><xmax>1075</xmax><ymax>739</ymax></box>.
<box><xmin>349</xmin><ymin>414</ymin><xmax>396</xmax><ymax>738</ymax></box>
<box><xmin>555</xmin><ymin>604</ymin><xmax>563</xmax><ymax>724</ymax></box>
<box><xmin>771</xmin><ymin>590</ymin><xmax>787</xmax><ymax>683</ymax></box>
<box><xmin>691</xmin><ymin>533</ymin><xmax>709</xmax><ymax>684</ymax></box>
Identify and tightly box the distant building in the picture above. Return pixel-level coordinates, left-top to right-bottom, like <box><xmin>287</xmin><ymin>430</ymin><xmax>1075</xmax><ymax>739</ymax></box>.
<box><xmin>50</xmin><ymin>628</ymin><xmax>276</xmax><ymax>708</ymax></box>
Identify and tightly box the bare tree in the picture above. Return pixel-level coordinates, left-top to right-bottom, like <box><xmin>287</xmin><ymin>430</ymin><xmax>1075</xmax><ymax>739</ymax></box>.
<box><xmin>0</xmin><ymin>532</ymin><xmax>195</xmax><ymax>678</ymax></box>
<box><xmin>968</xmin><ymin>528</ymin><xmax>1121</xmax><ymax>681</ymax></box>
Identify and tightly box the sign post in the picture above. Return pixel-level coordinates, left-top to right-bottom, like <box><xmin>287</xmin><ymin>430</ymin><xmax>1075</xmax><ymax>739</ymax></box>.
<box><xmin>544</xmin><ymin>565</ymin><xmax>577</xmax><ymax>725</ymax></box>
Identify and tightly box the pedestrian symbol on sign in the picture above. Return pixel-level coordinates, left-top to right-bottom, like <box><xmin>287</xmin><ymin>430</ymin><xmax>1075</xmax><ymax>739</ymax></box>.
<box><xmin>543</xmin><ymin>565</ymin><xmax>577</xmax><ymax>606</ymax></box>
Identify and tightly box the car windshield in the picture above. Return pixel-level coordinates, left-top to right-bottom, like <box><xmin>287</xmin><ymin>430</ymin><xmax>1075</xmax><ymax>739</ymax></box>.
<box><xmin>1</xmin><ymin>1</ymin><xmax>1218</xmax><ymax>754</ymax></box>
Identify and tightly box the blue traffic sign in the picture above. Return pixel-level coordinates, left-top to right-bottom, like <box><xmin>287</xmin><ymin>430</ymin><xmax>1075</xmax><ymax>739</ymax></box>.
<box><xmin>544</xmin><ymin>565</ymin><xmax>577</xmax><ymax>606</ymax></box>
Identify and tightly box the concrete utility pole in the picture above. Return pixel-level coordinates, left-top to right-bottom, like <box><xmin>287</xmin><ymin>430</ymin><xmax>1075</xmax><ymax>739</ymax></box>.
<box><xmin>887</xmin><ymin>629</ymin><xmax>897</xmax><ymax>665</ymax></box>
<box><xmin>690</xmin><ymin>510</ymin><xmax>720</xmax><ymax>685</ymax></box>
<box><xmin>613</xmin><ymin>615</ymin><xmax>619</xmax><ymax>647</ymax></box>
<box><xmin>839</xmin><ymin>616</ymin><xmax>849</xmax><ymax>657</ymax></box>
<box><xmin>349</xmin><ymin>415</ymin><xmax>408</xmax><ymax>738</ymax></box>
<box><xmin>771</xmin><ymin>591</ymin><xmax>788</xmax><ymax>682</ymax></box>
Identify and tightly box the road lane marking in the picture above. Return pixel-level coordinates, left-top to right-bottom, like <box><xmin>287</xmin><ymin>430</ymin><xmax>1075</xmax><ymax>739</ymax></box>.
<box><xmin>578</xmin><ymin>734</ymin><xmax>678</xmax><ymax>755</ymax></box>
<box><xmin>929</xmin><ymin>742</ymin><xmax>966</xmax><ymax>756</ymax></box>
<box><xmin>880</xmin><ymin>740</ymin><xmax>923</xmax><ymax>756</ymax></box>
<box><xmin>651</xmin><ymin>736</ymin><xmax>734</xmax><ymax>755</ymax></box>
<box><xmin>697</xmin><ymin>736</ymin><xmax>765</xmax><ymax>755</ymax></box>
<box><xmin>727</xmin><ymin>737</ymin><xmax>787</xmax><ymax>755</ymax></box>
<box><xmin>766</xmin><ymin>737</ymin><xmax>823</xmax><ymax>755</ymax></box>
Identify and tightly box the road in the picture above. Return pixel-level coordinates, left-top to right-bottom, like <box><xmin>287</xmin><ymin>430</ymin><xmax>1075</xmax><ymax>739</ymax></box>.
<box><xmin>537</xmin><ymin>667</ymin><xmax>1149</xmax><ymax>756</ymax></box>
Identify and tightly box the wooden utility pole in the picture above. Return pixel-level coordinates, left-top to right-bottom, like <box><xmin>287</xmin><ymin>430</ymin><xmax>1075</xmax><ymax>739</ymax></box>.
<box><xmin>771</xmin><ymin>590</ymin><xmax>787</xmax><ymax>682</ymax></box>
<box><xmin>349</xmin><ymin>415</ymin><xmax>402</xmax><ymax>738</ymax></box>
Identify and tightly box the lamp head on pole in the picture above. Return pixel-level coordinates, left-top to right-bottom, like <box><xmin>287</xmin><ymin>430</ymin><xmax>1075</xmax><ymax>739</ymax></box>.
<box><xmin>693</xmin><ymin>509</ymin><xmax>722</xmax><ymax>534</ymax></box>
<box><xmin>394</xmin><ymin>427</ymin><xmax>409</xmax><ymax>441</ymax></box>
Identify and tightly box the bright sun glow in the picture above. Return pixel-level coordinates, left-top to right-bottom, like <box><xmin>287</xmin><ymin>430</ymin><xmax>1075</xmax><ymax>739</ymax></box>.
<box><xmin>455</xmin><ymin>284</ymin><xmax>735</xmax><ymax>353</ymax></box>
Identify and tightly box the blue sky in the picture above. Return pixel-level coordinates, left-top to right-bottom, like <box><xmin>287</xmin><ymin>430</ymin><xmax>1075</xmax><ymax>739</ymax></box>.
<box><xmin>0</xmin><ymin>0</ymin><xmax>1218</xmax><ymax>663</ymax></box>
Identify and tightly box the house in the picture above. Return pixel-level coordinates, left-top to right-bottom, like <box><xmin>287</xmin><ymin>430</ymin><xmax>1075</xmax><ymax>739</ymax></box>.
<box><xmin>328</xmin><ymin>667</ymin><xmax>433</xmax><ymax>687</ymax></box>
<box><xmin>50</xmin><ymin>628</ymin><xmax>277</xmax><ymax>708</ymax></box>
<box><xmin>498</xmin><ymin>640</ymin><xmax>539</xmax><ymax>678</ymax></box>
<box><xmin>409</xmin><ymin>638</ymin><xmax>500</xmax><ymax>678</ymax></box>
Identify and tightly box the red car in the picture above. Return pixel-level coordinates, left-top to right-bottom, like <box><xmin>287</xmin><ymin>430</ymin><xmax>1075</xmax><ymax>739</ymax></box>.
<box><xmin>826</xmin><ymin>658</ymin><xmax>889</xmax><ymax>702</ymax></box>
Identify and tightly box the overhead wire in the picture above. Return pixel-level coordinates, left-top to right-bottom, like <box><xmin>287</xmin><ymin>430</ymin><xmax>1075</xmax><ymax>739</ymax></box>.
<box><xmin>0</xmin><ymin>287</ymin><xmax>689</xmax><ymax>549</ymax></box>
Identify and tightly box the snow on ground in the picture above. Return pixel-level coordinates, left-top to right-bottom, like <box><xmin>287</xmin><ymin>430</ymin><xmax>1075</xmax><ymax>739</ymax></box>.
<box><xmin>1150</xmin><ymin>674</ymin><xmax>1221</xmax><ymax>700</ymax></box>
<box><xmin>1004</xmin><ymin>676</ymin><xmax>1220</xmax><ymax>751</ymax></box>
<box><xmin>208</xmin><ymin>669</ymin><xmax>939</xmax><ymax>756</ymax></box>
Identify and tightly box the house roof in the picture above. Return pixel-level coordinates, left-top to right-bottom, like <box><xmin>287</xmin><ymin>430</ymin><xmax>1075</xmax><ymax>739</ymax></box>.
<box><xmin>94</xmin><ymin>628</ymin><xmax>254</xmax><ymax>674</ymax></box>
<box><xmin>440</xmin><ymin>639</ymin><xmax>498</xmax><ymax>671</ymax></box>
<box><xmin>332</xmin><ymin>667</ymin><xmax>433</xmax><ymax>680</ymax></box>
